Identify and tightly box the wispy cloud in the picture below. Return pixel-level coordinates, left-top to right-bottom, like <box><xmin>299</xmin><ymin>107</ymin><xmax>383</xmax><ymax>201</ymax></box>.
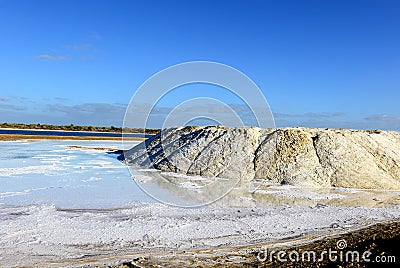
<box><xmin>54</xmin><ymin>97</ymin><xmax>69</xmax><ymax>102</ymax></box>
<box><xmin>0</xmin><ymin>103</ymin><xmax>25</xmax><ymax>111</ymax></box>
<box><xmin>64</xmin><ymin>43</ymin><xmax>103</xmax><ymax>60</ymax></box>
<box><xmin>49</xmin><ymin>103</ymin><xmax>126</xmax><ymax>113</ymax></box>
<box><xmin>46</xmin><ymin>102</ymin><xmax>127</xmax><ymax>126</ymax></box>
<box><xmin>0</xmin><ymin>99</ymin><xmax>123</xmax><ymax>126</ymax></box>
<box><xmin>364</xmin><ymin>114</ymin><xmax>400</xmax><ymax>130</ymax></box>
<box><xmin>37</xmin><ymin>32</ymin><xmax>103</xmax><ymax>62</ymax></box>
<box><xmin>0</xmin><ymin>97</ymin><xmax>9</xmax><ymax>102</ymax></box>
<box><xmin>36</xmin><ymin>54</ymin><xmax>66</xmax><ymax>61</ymax></box>
<box><xmin>274</xmin><ymin>112</ymin><xmax>345</xmax><ymax>119</ymax></box>
<box><xmin>365</xmin><ymin>114</ymin><xmax>400</xmax><ymax>122</ymax></box>
<box><xmin>64</xmin><ymin>43</ymin><xmax>93</xmax><ymax>51</ymax></box>
<box><xmin>273</xmin><ymin>112</ymin><xmax>301</xmax><ymax>119</ymax></box>
<box><xmin>304</xmin><ymin>112</ymin><xmax>345</xmax><ymax>118</ymax></box>
<box><xmin>9</xmin><ymin>95</ymin><xmax>29</xmax><ymax>100</ymax></box>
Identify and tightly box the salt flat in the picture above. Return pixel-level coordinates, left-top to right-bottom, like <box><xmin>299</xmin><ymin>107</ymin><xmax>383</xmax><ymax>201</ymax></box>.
<box><xmin>0</xmin><ymin>140</ymin><xmax>400</xmax><ymax>267</ymax></box>
<box><xmin>1</xmin><ymin>202</ymin><xmax>400</xmax><ymax>267</ymax></box>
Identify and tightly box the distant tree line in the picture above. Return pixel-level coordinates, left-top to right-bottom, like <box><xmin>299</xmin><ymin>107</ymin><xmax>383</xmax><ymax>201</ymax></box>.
<box><xmin>0</xmin><ymin>122</ymin><xmax>161</xmax><ymax>134</ymax></box>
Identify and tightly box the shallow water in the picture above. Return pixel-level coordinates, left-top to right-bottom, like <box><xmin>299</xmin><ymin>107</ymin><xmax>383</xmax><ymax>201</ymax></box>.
<box><xmin>0</xmin><ymin>140</ymin><xmax>155</xmax><ymax>208</ymax></box>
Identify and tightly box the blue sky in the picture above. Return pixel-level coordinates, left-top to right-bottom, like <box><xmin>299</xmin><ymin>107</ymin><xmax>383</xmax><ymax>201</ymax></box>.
<box><xmin>0</xmin><ymin>0</ymin><xmax>399</xmax><ymax>130</ymax></box>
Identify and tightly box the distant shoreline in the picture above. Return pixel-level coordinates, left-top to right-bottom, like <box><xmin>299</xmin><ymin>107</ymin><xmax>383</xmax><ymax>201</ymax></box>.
<box><xmin>0</xmin><ymin>128</ymin><xmax>153</xmax><ymax>141</ymax></box>
<box><xmin>0</xmin><ymin>127</ymin><xmax>113</xmax><ymax>133</ymax></box>
<box><xmin>0</xmin><ymin>127</ymin><xmax>145</xmax><ymax>135</ymax></box>
<box><xmin>0</xmin><ymin>123</ymin><xmax>161</xmax><ymax>134</ymax></box>
<box><xmin>0</xmin><ymin>134</ymin><xmax>146</xmax><ymax>141</ymax></box>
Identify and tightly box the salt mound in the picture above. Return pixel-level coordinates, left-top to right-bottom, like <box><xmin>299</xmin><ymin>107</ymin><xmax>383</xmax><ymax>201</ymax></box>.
<box><xmin>121</xmin><ymin>126</ymin><xmax>400</xmax><ymax>190</ymax></box>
